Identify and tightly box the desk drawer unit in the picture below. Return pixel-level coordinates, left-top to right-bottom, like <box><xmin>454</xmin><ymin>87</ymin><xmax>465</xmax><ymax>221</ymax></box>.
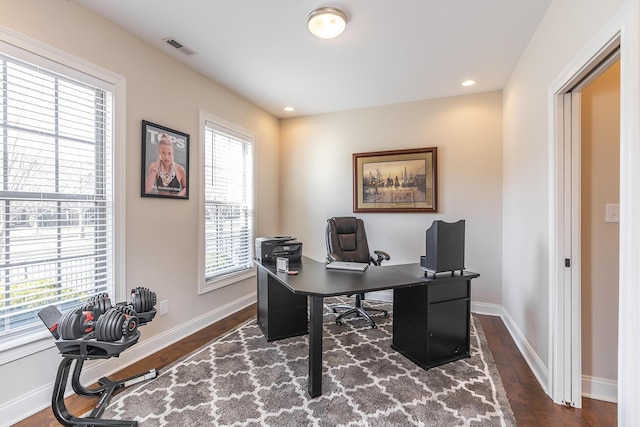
<box><xmin>257</xmin><ymin>268</ymin><xmax>308</xmax><ymax>341</ymax></box>
<box><xmin>392</xmin><ymin>276</ymin><xmax>471</xmax><ymax>370</ymax></box>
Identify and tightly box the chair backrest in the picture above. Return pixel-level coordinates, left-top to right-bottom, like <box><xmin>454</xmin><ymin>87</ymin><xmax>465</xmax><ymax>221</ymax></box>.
<box><xmin>326</xmin><ymin>217</ymin><xmax>372</xmax><ymax>264</ymax></box>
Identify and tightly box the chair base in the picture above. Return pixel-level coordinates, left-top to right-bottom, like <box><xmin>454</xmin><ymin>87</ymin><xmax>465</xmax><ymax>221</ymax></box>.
<box><xmin>333</xmin><ymin>305</ymin><xmax>388</xmax><ymax>328</ymax></box>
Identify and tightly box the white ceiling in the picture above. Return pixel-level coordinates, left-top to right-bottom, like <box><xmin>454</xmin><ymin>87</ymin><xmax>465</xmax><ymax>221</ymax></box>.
<box><xmin>74</xmin><ymin>0</ymin><xmax>552</xmax><ymax>118</ymax></box>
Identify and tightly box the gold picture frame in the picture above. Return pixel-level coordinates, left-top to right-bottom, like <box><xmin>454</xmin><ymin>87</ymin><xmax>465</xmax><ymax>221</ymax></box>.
<box><xmin>353</xmin><ymin>147</ymin><xmax>437</xmax><ymax>213</ymax></box>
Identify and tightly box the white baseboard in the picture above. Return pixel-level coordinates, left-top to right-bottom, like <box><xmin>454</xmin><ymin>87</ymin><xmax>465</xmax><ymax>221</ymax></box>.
<box><xmin>459</xmin><ymin>305</ymin><xmax>618</xmax><ymax>405</ymax></box>
<box><xmin>367</xmin><ymin>290</ymin><xmax>503</xmax><ymax>319</ymax></box>
<box><xmin>500</xmin><ymin>307</ymin><xmax>550</xmax><ymax>395</ymax></box>
<box><xmin>582</xmin><ymin>375</ymin><xmax>618</xmax><ymax>403</ymax></box>
<box><xmin>365</xmin><ymin>289</ymin><xmax>393</xmax><ymax>302</ymax></box>
<box><xmin>0</xmin><ymin>292</ymin><xmax>256</xmax><ymax>427</ymax></box>
<box><xmin>471</xmin><ymin>301</ymin><xmax>502</xmax><ymax>316</ymax></box>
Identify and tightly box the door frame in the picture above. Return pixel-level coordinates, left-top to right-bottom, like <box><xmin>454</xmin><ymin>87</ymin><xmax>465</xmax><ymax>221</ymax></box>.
<box><xmin>548</xmin><ymin>4</ymin><xmax>640</xmax><ymax>421</ymax></box>
<box><xmin>552</xmin><ymin>47</ymin><xmax>620</xmax><ymax>408</ymax></box>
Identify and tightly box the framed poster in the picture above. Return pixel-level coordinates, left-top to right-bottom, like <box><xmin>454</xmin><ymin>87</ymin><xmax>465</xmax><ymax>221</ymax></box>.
<box><xmin>141</xmin><ymin>120</ymin><xmax>189</xmax><ymax>199</ymax></box>
<box><xmin>353</xmin><ymin>147</ymin><xmax>437</xmax><ymax>212</ymax></box>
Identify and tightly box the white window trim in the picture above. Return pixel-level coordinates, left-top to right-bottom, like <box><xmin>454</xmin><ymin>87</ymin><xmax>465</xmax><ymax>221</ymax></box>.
<box><xmin>197</xmin><ymin>111</ymin><xmax>256</xmax><ymax>295</ymax></box>
<box><xmin>0</xmin><ymin>26</ymin><xmax>126</xmax><ymax>364</ymax></box>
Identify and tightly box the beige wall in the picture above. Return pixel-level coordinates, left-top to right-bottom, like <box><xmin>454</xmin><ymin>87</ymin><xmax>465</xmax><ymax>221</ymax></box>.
<box><xmin>502</xmin><ymin>0</ymin><xmax>625</xmax><ymax>381</ymax></box>
<box><xmin>0</xmin><ymin>0</ymin><xmax>280</xmax><ymax>420</ymax></box>
<box><xmin>581</xmin><ymin>61</ymin><xmax>620</xmax><ymax>384</ymax></box>
<box><xmin>2</xmin><ymin>0</ymin><xmax>636</xmax><ymax>422</ymax></box>
<box><xmin>280</xmin><ymin>92</ymin><xmax>503</xmax><ymax>305</ymax></box>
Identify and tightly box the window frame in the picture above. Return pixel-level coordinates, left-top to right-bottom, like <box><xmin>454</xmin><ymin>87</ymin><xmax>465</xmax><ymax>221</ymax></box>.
<box><xmin>198</xmin><ymin>111</ymin><xmax>256</xmax><ymax>295</ymax></box>
<box><xmin>0</xmin><ymin>27</ymin><xmax>125</xmax><ymax>364</ymax></box>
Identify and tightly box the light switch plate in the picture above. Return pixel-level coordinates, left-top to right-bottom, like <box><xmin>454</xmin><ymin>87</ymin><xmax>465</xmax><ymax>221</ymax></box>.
<box><xmin>605</xmin><ymin>203</ymin><xmax>620</xmax><ymax>223</ymax></box>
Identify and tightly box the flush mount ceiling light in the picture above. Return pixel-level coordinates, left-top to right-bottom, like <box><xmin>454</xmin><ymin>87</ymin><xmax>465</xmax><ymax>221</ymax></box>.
<box><xmin>307</xmin><ymin>7</ymin><xmax>348</xmax><ymax>39</ymax></box>
<box><xmin>462</xmin><ymin>79</ymin><xmax>477</xmax><ymax>87</ymax></box>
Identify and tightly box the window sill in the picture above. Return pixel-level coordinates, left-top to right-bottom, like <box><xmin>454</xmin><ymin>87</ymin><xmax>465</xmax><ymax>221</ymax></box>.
<box><xmin>199</xmin><ymin>269</ymin><xmax>256</xmax><ymax>295</ymax></box>
<box><xmin>0</xmin><ymin>329</ymin><xmax>55</xmax><ymax>366</ymax></box>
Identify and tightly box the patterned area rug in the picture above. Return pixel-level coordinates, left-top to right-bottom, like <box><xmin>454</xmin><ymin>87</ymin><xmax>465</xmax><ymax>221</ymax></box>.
<box><xmin>102</xmin><ymin>298</ymin><xmax>516</xmax><ymax>426</ymax></box>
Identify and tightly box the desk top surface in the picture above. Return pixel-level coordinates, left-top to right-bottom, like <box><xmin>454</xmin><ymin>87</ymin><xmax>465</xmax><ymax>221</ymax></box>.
<box><xmin>255</xmin><ymin>257</ymin><xmax>479</xmax><ymax>297</ymax></box>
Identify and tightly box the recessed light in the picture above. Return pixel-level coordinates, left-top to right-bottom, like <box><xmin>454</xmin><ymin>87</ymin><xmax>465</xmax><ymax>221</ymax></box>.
<box><xmin>284</xmin><ymin>106</ymin><xmax>295</xmax><ymax>112</ymax></box>
<box><xmin>462</xmin><ymin>80</ymin><xmax>477</xmax><ymax>87</ymax></box>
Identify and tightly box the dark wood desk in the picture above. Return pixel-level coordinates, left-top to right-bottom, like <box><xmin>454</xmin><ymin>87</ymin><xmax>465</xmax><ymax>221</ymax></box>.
<box><xmin>255</xmin><ymin>257</ymin><xmax>478</xmax><ymax>398</ymax></box>
<box><xmin>388</xmin><ymin>264</ymin><xmax>479</xmax><ymax>369</ymax></box>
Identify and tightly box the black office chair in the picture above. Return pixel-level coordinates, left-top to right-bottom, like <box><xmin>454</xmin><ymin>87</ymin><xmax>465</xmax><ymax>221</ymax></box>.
<box><xmin>325</xmin><ymin>216</ymin><xmax>390</xmax><ymax>328</ymax></box>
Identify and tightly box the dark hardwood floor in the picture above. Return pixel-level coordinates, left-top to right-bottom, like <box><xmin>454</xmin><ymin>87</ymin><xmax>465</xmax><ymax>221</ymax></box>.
<box><xmin>477</xmin><ymin>314</ymin><xmax>617</xmax><ymax>427</ymax></box>
<box><xmin>14</xmin><ymin>308</ymin><xmax>616</xmax><ymax>426</ymax></box>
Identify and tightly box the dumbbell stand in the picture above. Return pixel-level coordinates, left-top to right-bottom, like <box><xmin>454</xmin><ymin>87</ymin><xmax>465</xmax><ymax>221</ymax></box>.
<box><xmin>51</xmin><ymin>331</ymin><xmax>157</xmax><ymax>427</ymax></box>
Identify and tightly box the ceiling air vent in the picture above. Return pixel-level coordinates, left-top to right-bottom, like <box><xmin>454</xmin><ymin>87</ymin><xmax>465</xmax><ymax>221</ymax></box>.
<box><xmin>162</xmin><ymin>37</ymin><xmax>196</xmax><ymax>56</ymax></box>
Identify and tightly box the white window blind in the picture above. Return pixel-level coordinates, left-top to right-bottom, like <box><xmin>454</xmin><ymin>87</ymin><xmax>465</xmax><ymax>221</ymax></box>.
<box><xmin>203</xmin><ymin>122</ymin><xmax>254</xmax><ymax>284</ymax></box>
<box><xmin>0</xmin><ymin>52</ymin><xmax>114</xmax><ymax>343</ymax></box>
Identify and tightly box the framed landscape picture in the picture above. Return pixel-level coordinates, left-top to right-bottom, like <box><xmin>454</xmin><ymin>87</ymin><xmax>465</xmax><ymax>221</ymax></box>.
<box><xmin>353</xmin><ymin>147</ymin><xmax>437</xmax><ymax>213</ymax></box>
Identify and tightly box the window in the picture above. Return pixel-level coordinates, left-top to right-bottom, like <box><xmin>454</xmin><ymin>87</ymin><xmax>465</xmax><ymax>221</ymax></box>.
<box><xmin>199</xmin><ymin>114</ymin><xmax>254</xmax><ymax>293</ymax></box>
<box><xmin>0</xmin><ymin>47</ymin><xmax>116</xmax><ymax>349</ymax></box>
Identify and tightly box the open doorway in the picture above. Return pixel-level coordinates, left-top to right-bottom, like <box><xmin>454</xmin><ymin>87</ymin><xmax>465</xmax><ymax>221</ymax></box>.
<box><xmin>550</xmin><ymin>36</ymin><xmax>620</xmax><ymax>408</ymax></box>
<box><xmin>579</xmin><ymin>60</ymin><xmax>620</xmax><ymax>403</ymax></box>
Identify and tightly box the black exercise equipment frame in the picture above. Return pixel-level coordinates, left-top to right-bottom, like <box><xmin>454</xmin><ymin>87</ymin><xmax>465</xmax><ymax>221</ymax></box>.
<box><xmin>50</xmin><ymin>310</ymin><xmax>157</xmax><ymax>427</ymax></box>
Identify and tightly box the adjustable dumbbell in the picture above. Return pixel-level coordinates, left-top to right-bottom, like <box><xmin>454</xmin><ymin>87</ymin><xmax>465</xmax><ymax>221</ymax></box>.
<box><xmin>130</xmin><ymin>287</ymin><xmax>157</xmax><ymax>313</ymax></box>
<box><xmin>58</xmin><ymin>308</ymin><xmax>97</xmax><ymax>340</ymax></box>
<box><xmin>94</xmin><ymin>307</ymin><xmax>138</xmax><ymax>342</ymax></box>
<box><xmin>87</xmin><ymin>293</ymin><xmax>112</xmax><ymax>317</ymax></box>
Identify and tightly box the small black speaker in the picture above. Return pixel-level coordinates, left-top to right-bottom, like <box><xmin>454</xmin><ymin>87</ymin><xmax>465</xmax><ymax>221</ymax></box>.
<box><xmin>422</xmin><ymin>220</ymin><xmax>465</xmax><ymax>273</ymax></box>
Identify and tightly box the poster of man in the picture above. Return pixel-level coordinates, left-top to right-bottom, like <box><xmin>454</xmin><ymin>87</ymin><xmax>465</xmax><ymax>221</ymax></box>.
<box><xmin>141</xmin><ymin>120</ymin><xmax>189</xmax><ymax>199</ymax></box>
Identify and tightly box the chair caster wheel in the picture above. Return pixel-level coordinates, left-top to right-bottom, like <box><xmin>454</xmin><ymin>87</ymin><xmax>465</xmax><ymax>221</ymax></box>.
<box><xmin>384</xmin><ymin>312</ymin><xmax>390</xmax><ymax>318</ymax></box>
<box><xmin>336</xmin><ymin>320</ymin><xmax>343</xmax><ymax>325</ymax></box>
<box><xmin>371</xmin><ymin>324</ymin><xmax>377</xmax><ymax>329</ymax></box>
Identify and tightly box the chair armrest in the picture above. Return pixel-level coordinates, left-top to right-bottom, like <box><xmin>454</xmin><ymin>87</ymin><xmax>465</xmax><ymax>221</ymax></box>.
<box><xmin>372</xmin><ymin>250</ymin><xmax>390</xmax><ymax>265</ymax></box>
<box><xmin>326</xmin><ymin>253</ymin><xmax>340</xmax><ymax>263</ymax></box>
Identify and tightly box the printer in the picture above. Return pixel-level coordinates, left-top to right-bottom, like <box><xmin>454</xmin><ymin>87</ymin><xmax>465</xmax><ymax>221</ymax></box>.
<box><xmin>255</xmin><ymin>237</ymin><xmax>303</xmax><ymax>263</ymax></box>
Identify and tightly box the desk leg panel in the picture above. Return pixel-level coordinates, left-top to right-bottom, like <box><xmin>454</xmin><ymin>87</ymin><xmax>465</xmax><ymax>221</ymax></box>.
<box><xmin>308</xmin><ymin>295</ymin><xmax>323</xmax><ymax>398</ymax></box>
<box><xmin>392</xmin><ymin>286</ymin><xmax>428</xmax><ymax>365</ymax></box>
<box><xmin>392</xmin><ymin>279</ymin><xmax>472</xmax><ymax>370</ymax></box>
<box><xmin>257</xmin><ymin>269</ymin><xmax>308</xmax><ymax>341</ymax></box>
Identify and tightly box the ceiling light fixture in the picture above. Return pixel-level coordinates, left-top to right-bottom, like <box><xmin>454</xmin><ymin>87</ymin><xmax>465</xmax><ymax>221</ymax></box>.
<box><xmin>462</xmin><ymin>79</ymin><xmax>477</xmax><ymax>87</ymax></box>
<box><xmin>307</xmin><ymin>7</ymin><xmax>348</xmax><ymax>39</ymax></box>
<box><xmin>284</xmin><ymin>106</ymin><xmax>295</xmax><ymax>112</ymax></box>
